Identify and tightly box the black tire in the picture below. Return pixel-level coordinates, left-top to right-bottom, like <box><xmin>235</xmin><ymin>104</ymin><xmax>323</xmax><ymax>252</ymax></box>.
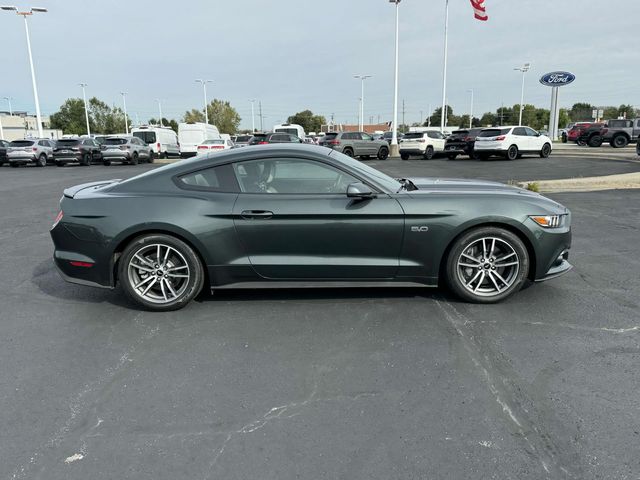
<box><xmin>445</xmin><ymin>226</ymin><xmax>530</xmax><ymax>304</ymax></box>
<box><xmin>540</xmin><ymin>143</ymin><xmax>551</xmax><ymax>158</ymax></box>
<box><xmin>36</xmin><ymin>154</ymin><xmax>47</xmax><ymax>167</ymax></box>
<box><xmin>588</xmin><ymin>135</ymin><xmax>603</xmax><ymax>148</ymax></box>
<box><xmin>447</xmin><ymin>154</ymin><xmax>457</xmax><ymax>160</ymax></box>
<box><xmin>506</xmin><ymin>145</ymin><xmax>518</xmax><ymax>160</ymax></box>
<box><xmin>55</xmin><ymin>161</ymin><xmax>64</xmax><ymax>167</ymax></box>
<box><xmin>131</xmin><ymin>152</ymin><xmax>139</xmax><ymax>165</ymax></box>
<box><xmin>148</xmin><ymin>151</ymin><xmax>155</xmax><ymax>163</ymax></box>
<box><xmin>118</xmin><ymin>234</ymin><xmax>204</xmax><ymax>311</ymax></box>
<box><xmin>423</xmin><ymin>146</ymin><xmax>434</xmax><ymax>160</ymax></box>
<box><xmin>611</xmin><ymin>135</ymin><xmax>629</xmax><ymax>149</ymax></box>
<box><xmin>343</xmin><ymin>148</ymin><xmax>354</xmax><ymax>157</ymax></box>
<box><xmin>377</xmin><ymin>147</ymin><xmax>389</xmax><ymax>160</ymax></box>
<box><xmin>80</xmin><ymin>153</ymin><xmax>91</xmax><ymax>166</ymax></box>
<box><xmin>103</xmin><ymin>160</ymin><xmax>111</xmax><ymax>166</ymax></box>
<box><xmin>400</xmin><ymin>153</ymin><xmax>410</xmax><ymax>160</ymax></box>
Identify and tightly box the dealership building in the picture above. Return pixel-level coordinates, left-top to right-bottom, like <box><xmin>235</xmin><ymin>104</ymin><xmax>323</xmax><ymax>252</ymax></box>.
<box><xmin>0</xmin><ymin>111</ymin><xmax>63</xmax><ymax>141</ymax></box>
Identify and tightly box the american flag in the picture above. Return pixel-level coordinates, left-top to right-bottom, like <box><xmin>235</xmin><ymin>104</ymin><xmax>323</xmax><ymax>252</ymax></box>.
<box><xmin>470</xmin><ymin>0</ymin><xmax>488</xmax><ymax>21</ymax></box>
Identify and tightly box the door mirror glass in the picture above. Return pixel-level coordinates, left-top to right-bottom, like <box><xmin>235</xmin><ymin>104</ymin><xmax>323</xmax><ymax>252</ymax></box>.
<box><xmin>347</xmin><ymin>182</ymin><xmax>374</xmax><ymax>198</ymax></box>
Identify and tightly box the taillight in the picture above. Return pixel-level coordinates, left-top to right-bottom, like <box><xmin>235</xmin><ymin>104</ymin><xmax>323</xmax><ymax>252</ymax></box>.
<box><xmin>119</xmin><ymin>145</ymin><xmax>128</xmax><ymax>150</ymax></box>
<box><xmin>32</xmin><ymin>147</ymin><xmax>38</xmax><ymax>152</ymax></box>
<box><xmin>52</xmin><ymin>210</ymin><xmax>63</xmax><ymax>228</ymax></box>
<box><xmin>417</xmin><ymin>139</ymin><xmax>425</xmax><ymax>143</ymax></box>
<box><xmin>464</xmin><ymin>136</ymin><xmax>472</xmax><ymax>141</ymax></box>
<box><xmin>211</xmin><ymin>146</ymin><xmax>223</xmax><ymax>149</ymax></box>
<box><xmin>157</xmin><ymin>142</ymin><xmax>161</xmax><ymax>150</ymax></box>
<box><xmin>495</xmin><ymin>135</ymin><xmax>506</xmax><ymax>141</ymax></box>
<box><xmin>69</xmin><ymin>261</ymin><xmax>93</xmax><ymax>268</ymax></box>
<box><xmin>258</xmin><ymin>141</ymin><xmax>269</xmax><ymax>145</ymax></box>
<box><xmin>329</xmin><ymin>140</ymin><xmax>340</xmax><ymax>145</ymax></box>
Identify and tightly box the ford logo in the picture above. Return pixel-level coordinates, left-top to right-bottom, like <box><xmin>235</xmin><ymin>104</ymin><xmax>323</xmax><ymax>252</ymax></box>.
<box><xmin>539</xmin><ymin>71</ymin><xmax>575</xmax><ymax>87</ymax></box>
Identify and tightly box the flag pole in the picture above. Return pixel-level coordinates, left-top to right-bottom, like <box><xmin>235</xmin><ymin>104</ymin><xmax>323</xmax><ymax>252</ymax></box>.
<box><xmin>440</xmin><ymin>0</ymin><xmax>449</xmax><ymax>132</ymax></box>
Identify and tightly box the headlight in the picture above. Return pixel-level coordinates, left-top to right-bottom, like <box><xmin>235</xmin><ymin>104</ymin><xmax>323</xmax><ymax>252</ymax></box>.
<box><xmin>530</xmin><ymin>215</ymin><xmax>566</xmax><ymax>228</ymax></box>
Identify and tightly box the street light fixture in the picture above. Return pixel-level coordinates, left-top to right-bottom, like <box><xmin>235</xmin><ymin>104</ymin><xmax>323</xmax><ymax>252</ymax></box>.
<box><xmin>195</xmin><ymin>79</ymin><xmax>213</xmax><ymax>124</ymax></box>
<box><xmin>389</xmin><ymin>0</ymin><xmax>401</xmax><ymax>157</ymax></box>
<box><xmin>1</xmin><ymin>5</ymin><xmax>47</xmax><ymax>137</ymax></box>
<box><xmin>120</xmin><ymin>92</ymin><xmax>129</xmax><ymax>134</ymax></box>
<box><xmin>353</xmin><ymin>74</ymin><xmax>372</xmax><ymax>131</ymax></box>
<box><xmin>514</xmin><ymin>62</ymin><xmax>531</xmax><ymax>126</ymax></box>
<box><xmin>3</xmin><ymin>96</ymin><xmax>13</xmax><ymax>115</ymax></box>
<box><xmin>79</xmin><ymin>83</ymin><xmax>90</xmax><ymax>136</ymax></box>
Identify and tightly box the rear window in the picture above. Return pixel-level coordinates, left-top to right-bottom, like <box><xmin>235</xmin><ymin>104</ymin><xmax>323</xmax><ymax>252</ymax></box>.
<box><xmin>452</xmin><ymin>130</ymin><xmax>469</xmax><ymax>135</ymax></box>
<box><xmin>478</xmin><ymin>128</ymin><xmax>511</xmax><ymax>137</ymax></box>
<box><xmin>402</xmin><ymin>132</ymin><xmax>424</xmax><ymax>139</ymax></box>
<box><xmin>235</xmin><ymin>135</ymin><xmax>252</xmax><ymax>142</ymax></box>
<box><xmin>203</xmin><ymin>139</ymin><xmax>225</xmax><ymax>145</ymax></box>
<box><xmin>9</xmin><ymin>140</ymin><xmax>35</xmax><ymax>146</ymax></box>
<box><xmin>56</xmin><ymin>139</ymin><xmax>81</xmax><ymax>146</ymax></box>
<box><xmin>323</xmin><ymin>133</ymin><xmax>338</xmax><ymax>139</ymax></box>
<box><xmin>133</xmin><ymin>131</ymin><xmax>156</xmax><ymax>144</ymax></box>
<box><xmin>104</xmin><ymin>138</ymin><xmax>128</xmax><ymax>145</ymax></box>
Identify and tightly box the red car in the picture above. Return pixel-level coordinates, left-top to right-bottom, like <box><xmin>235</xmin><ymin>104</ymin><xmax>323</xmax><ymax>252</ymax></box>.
<box><xmin>567</xmin><ymin>122</ymin><xmax>604</xmax><ymax>142</ymax></box>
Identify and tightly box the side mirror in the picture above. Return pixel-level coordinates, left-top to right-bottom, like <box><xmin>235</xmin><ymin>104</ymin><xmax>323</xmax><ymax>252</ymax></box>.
<box><xmin>347</xmin><ymin>182</ymin><xmax>375</xmax><ymax>199</ymax></box>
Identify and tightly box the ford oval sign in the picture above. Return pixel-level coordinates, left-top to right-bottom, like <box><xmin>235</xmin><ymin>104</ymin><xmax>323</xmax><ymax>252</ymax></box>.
<box><xmin>540</xmin><ymin>71</ymin><xmax>576</xmax><ymax>87</ymax></box>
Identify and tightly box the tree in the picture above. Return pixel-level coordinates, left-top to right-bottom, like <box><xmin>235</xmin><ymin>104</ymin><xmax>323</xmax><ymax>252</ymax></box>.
<box><xmin>149</xmin><ymin>118</ymin><xmax>179</xmax><ymax>133</ymax></box>
<box><xmin>207</xmin><ymin>99</ymin><xmax>241</xmax><ymax>134</ymax></box>
<box><xmin>183</xmin><ymin>109</ymin><xmax>205</xmax><ymax>123</ymax></box>
<box><xmin>49</xmin><ymin>97</ymin><xmax>130</xmax><ymax>135</ymax></box>
<box><xmin>286</xmin><ymin>110</ymin><xmax>326</xmax><ymax>133</ymax></box>
<box><xmin>569</xmin><ymin>103</ymin><xmax>593</xmax><ymax>122</ymax></box>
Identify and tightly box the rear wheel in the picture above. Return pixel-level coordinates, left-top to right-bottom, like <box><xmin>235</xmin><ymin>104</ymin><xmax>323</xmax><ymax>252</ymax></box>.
<box><xmin>478</xmin><ymin>153</ymin><xmax>490</xmax><ymax>161</ymax></box>
<box><xmin>445</xmin><ymin>227</ymin><xmax>529</xmax><ymax>303</ymax></box>
<box><xmin>118</xmin><ymin>234</ymin><xmax>204</xmax><ymax>311</ymax></box>
<box><xmin>377</xmin><ymin>147</ymin><xmax>389</xmax><ymax>160</ymax></box>
<box><xmin>611</xmin><ymin>135</ymin><xmax>629</xmax><ymax>148</ymax></box>
<box><xmin>447</xmin><ymin>154</ymin><xmax>457</xmax><ymax>160</ymax></box>
<box><xmin>55</xmin><ymin>161</ymin><xmax>64</xmax><ymax>167</ymax></box>
<box><xmin>506</xmin><ymin>145</ymin><xmax>518</xmax><ymax>160</ymax></box>
<box><xmin>423</xmin><ymin>146</ymin><xmax>434</xmax><ymax>160</ymax></box>
<box><xmin>343</xmin><ymin>148</ymin><xmax>354</xmax><ymax>157</ymax></box>
<box><xmin>103</xmin><ymin>159</ymin><xmax>111</xmax><ymax>166</ymax></box>
<box><xmin>540</xmin><ymin>143</ymin><xmax>551</xmax><ymax>158</ymax></box>
<box><xmin>80</xmin><ymin>153</ymin><xmax>91</xmax><ymax>166</ymax></box>
<box><xmin>400</xmin><ymin>153</ymin><xmax>410</xmax><ymax>160</ymax></box>
<box><xmin>131</xmin><ymin>152</ymin><xmax>139</xmax><ymax>165</ymax></box>
<box><xmin>588</xmin><ymin>135</ymin><xmax>603</xmax><ymax>148</ymax></box>
<box><xmin>36</xmin><ymin>154</ymin><xmax>47</xmax><ymax>167</ymax></box>
<box><xmin>9</xmin><ymin>163</ymin><xmax>19</xmax><ymax>168</ymax></box>
<box><xmin>148</xmin><ymin>151</ymin><xmax>155</xmax><ymax>163</ymax></box>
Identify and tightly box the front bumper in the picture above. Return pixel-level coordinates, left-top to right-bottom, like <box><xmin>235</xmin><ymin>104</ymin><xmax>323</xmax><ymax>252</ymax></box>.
<box><xmin>536</xmin><ymin>249</ymin><xmax>573</xmax><ymax>281</ymax></box>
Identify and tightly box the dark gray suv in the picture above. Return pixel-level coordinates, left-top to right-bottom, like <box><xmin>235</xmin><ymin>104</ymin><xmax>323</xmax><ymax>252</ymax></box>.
<box><xmin>319</xmin><ymin>132</ymin><xmax>389</xmax><ymax>160</ymax></box>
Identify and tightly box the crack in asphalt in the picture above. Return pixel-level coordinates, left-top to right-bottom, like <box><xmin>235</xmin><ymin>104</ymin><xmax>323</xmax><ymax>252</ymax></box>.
<box><xmin>434</xmin><ymin>298</ymin><xmax>582</xmax><ymax>479</ymax></box>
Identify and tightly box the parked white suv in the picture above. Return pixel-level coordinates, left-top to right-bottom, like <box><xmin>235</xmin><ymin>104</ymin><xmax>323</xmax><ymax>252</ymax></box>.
<box><xmin>474</xmin><ymin>126</ymin><xmax>552</xmax><ymax>160</ymax></box>
<box><xmin>7</xmin><ymin>138</ymin><xmax>55</xmax><ymax>167</ymax></box>
<box><xmin>399</xmin><ymin>131</ymin><xmax>446</xmax><ymax>160</ymax></box>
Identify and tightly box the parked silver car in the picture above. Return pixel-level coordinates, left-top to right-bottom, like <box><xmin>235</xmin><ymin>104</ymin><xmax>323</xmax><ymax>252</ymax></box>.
<box><xmin>7</xmin><ymin>138</ymin><xmax>55</xmax><ymax>167</ymax></box>
<box><xmin>319</xmin><ymin>131</ymin><xmax>389</xmax><ymax>160</ymax></box>
<box><xmin>100</xmin><ymin>136</ymin><xmax>154</xmax><ymax>165</ymax></box>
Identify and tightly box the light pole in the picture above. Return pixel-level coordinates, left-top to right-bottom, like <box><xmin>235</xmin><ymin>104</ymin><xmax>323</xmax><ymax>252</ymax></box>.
<box><xmin>195</xmin><ymin>79</ymin><xmax>213</xmax><ymax>124</ymax></box>
<box><xmin>353</xmin><ymin>74</ymin><xmax>371</xmax><ymax>131</ymax></box>
<box><xmin>3</xmin><ymin>96</ymin><xmax>13</xmax><ymax>115</ymax></box>
<box><xmin>79</xmin><ymin>83</ymin><xmax>90</xmax><ymax>136</ymax></box>
<box><xmin>156</xmin><ymin>99</ymin><xmax>163</xmax><ymax>126</ymax></box>
<box><xmin>440</xmin><ymin>0</ymin><xmax>449</xmax><ymax>132</ymax></box>
<box><xmin>514</xmin><ymin>63</ymin><xmax>531</xmax><ymax>126</ymax></box>
<box><xmin>249</xmin><ymin>99</ymin><xmax>256</xmax><ymax>132</ymax></box>
<box><xmin>1</xmin><ymin>6</ymin><xmax>47</xmax><ymax>137</ymax></box>
<box><xmin>467</xmin><ymin>89</ymin><xmax>474</xmax><ymax>128</ymax></box>
<box><xmin>389</xmin><ymin>0</ymin><xmax>401</xmax><ymax>156</ymax></box>
<box><xmin>120</xmin><ymin>91</ymin><xmax>129</xmax><ymax>134</ymax></box>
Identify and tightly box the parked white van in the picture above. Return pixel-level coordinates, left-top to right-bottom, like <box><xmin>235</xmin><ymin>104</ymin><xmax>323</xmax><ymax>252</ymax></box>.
<box><xmin>131</xmin><ymin>126</ymin><xmax>179</xmax><ymax>158</ymax></box>
<box><xmin>273</xmin><ymin>123</ymin><xmax>305</xmax><ymax>140</ymax></box>
<box><xmin>178</xmin><ymin>122</ymin><xmax>221</xmax><ymax>157</ymax></box>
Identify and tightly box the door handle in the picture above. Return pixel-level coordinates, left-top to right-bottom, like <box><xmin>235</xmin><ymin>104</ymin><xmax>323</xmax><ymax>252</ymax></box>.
<box><xmin>241</xmin><ymin>210</ymin><xmax>274</xmax><ymax>220</ymax></box>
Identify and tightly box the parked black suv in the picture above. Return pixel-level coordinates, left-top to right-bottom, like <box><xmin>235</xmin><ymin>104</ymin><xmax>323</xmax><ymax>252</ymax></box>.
<box><xmin>249</xmin><ymin>133</ymin><xmax>303</xmax><ymax>145</ymax></box>
<box><xmin>444</xmin><ymin>128</ymin><xmax>483</xmax><ymax>159</ymax></box>
<box><xmin>53</xmin><ymin>137</ymin><xmax>103</xmax><ymax>166</ymax></box>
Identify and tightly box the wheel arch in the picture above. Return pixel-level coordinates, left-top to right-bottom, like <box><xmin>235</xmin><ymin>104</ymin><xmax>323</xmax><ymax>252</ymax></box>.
<box><xmin>438</xmin><ymin>220</ymin><xmax>537</xmax><ymax>284</ymax></box>
<box><xmin>109</xmin><ymin>224</ymin><xmax>209</xmax><ymax>287</ymax></box>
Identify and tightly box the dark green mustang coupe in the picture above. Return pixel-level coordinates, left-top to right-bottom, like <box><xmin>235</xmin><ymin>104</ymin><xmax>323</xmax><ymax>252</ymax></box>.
<box><xmin>50</xmin><ymin>144</ymin><xmax>572</xmax><ymax>311</ymax></box>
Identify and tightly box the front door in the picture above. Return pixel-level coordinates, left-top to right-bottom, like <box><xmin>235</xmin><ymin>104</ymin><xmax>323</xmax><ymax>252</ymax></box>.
<box><xmin>231</xmin><ymin>157</ymin><xmax>404</xmax><ymax>279</ymax></box>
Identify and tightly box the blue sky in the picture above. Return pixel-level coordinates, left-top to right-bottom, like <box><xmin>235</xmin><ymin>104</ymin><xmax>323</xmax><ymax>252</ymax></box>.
<box><xmin>2</xmin><ymin>0</ymin><xmax>639</xmax><ymax>130</ymax></box>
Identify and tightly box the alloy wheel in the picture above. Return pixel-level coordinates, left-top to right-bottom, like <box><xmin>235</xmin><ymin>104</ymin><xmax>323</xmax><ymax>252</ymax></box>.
<box><xmin>127</xmin><ymin>243</ymin><xmax>191</xmax><ymax>304</ymax></box>
<box><xmin>456</xmin><ymin>237</ymin><xmax>520</xmax><ymax>297</ymax></box>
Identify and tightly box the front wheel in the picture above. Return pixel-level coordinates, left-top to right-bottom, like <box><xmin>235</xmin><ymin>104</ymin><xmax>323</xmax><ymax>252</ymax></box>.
<box><xmin>118</xmin><ymin>234</ymin><xmax>205</xmax><ymax>311</ymax></box>
<box><xmin>36</xmin><ymin>154</ymin><xmax>47</xmax><ymax>167</ymax></box>
<box><xmin>130</xmin><ymin>152</ymin><xmax>139</xmax><ymax>165</ymax></box>
<box><xmin>445</xmin><ymin>227</ymin><xmax>529</xmax><ymax>303</ymax></box>
<box><xmin>80</xmin><ymin>153</ymin><xmax>91</xmax><ymax>166</ymax></box>
<box><xmin>377</xmin><ymin>147</ymin><xmax>389</xmax><ymax>160</ymax></box>
<box><xmin>148</xmin><ymin>151</ymin><xmax>155</xmax><ymax>163</ymax></box>
<box><xmin>540</xmin><ymin>143</ymin><xmax>551</xmax><ymax>158</ymax></box>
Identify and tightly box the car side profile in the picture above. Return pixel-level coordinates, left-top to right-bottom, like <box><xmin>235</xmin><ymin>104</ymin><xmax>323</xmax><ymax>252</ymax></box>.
<box><xmin>51</xmin><ymin>144</ymin><xmax>572</xmax><ymax>311</ymax></box>
<box><xmin>474</xmin><ymin>126</ymin><xmax>552</xmax><ymax>160</ymax></box>
<box><xmin>319</xmin><ymin>131</ymin><xmax>389</xmax><ymax>160</ymax></box>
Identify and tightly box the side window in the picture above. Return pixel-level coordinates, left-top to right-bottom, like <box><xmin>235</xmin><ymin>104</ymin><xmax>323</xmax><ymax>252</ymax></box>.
<box><xmin>232</xmin><ymin>158</ymin><xmax>359</xmax><ymax>194</ymax></box>
<box><xmin>525</xmin><ymin>127</ymin><xmax>538</xmax><ymax>136</ymax></box>
<box><xmin>361</xmin><ymin>133</ymin><xmax>372</xmax><ymax>141</ymax></box>
<box><xmin>176</xmin><ymin>164</ymin><xmax>238</xmax><ymax>192</ymax></box>
<box><xmin>513</xmin><ymin>127</ymin><xmax>527</xmax><ymax>136</ymax></box>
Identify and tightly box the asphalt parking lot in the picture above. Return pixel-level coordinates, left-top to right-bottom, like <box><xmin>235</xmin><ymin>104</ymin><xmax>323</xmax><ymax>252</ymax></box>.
<box><xmin>1</xmin><ymin>153</ymin><xmax>639</xmax><ymax>479</ymax></box>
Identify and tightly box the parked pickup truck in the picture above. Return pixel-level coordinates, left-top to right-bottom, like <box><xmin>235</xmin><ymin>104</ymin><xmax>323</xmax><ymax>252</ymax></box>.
<box><xmin>601</xmin><ymin>118</ymin><xmax>640</xmax><ymax>148</ymax></box>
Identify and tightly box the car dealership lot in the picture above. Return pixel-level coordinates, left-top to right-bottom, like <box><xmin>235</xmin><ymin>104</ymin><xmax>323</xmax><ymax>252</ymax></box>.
<box><xmin>1</xmin><ymin>154</ymin><xmax>639</xmax><ymax>479</ymax></box>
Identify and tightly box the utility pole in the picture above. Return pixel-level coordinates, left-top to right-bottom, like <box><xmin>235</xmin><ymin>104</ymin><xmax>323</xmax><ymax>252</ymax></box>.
<box><xmin>79</xmin><ymin>83</ymin><xmax>90</xmax><ymax>136</ymax></box>
<box><xmin>402</xmin><ymin>99</ymin><xmax>406</xmax><ymax>134</ymax></box>
<box><xmin>428</xmin><ymin>103</ymin><xmax>432</xmax><ymax>127</ymax></box>
<box><xmin>157</xmin><ymin>99</ymin><xmax>163</xmax><ymax>127</ymax></box>
<box><xmin>249</xmin><ymin>99</ymin><xmax>256</xmax><ymax>132</ymax></box>
<box><xmin>259</xmin><ymin>101</ymin><xmax>263</xmax><ymax>131</ymax></box>
<box><xmin>500</xmin><ymin>102</ymin><xmax>504</xmax><ymax>126</ymax></box>
<box><xmin>120</xmin><ymin>92</ymin><xmax>129</xmax><ymax>134</ymax></box>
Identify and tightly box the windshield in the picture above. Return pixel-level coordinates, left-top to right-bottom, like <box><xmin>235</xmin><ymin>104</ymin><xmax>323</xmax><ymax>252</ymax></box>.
<box><xmin>133</xmin><ymin>131</ymin><xmax>156</xmax><ymax>144</ymax></box>
<box><xmin>478</xmin><ymin>128</ymin><xmax>511</xmax><ymax>137</ymax></box>
<box><xmin>104</xmin><ymin>138</ymin><xmax>128</xmax><ymax>145</ymax></box>
<box><xmin>329</xmin><ymin>150</ymin><xmax>400</xmax><ymax>192</ymax></box>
